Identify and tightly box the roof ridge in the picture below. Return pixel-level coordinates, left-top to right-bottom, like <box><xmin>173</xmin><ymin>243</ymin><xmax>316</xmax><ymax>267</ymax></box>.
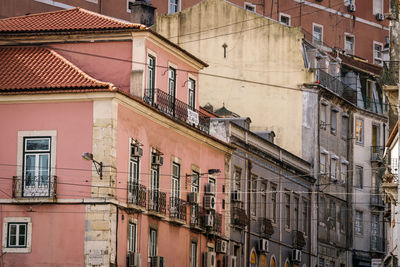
<box><xmin>46</xmin><ymin>46</ymin><xmax>114</xmax><ymax>89</ymax></box>
<box><xmin>0</xmin><ymin>7</ymin><xmax>80</xmax><ymax>21</ymax></box>
<box><xmin>77</xmin><ymin>8</ymin><xmax>146</xmax><ymax>29</ymax></box>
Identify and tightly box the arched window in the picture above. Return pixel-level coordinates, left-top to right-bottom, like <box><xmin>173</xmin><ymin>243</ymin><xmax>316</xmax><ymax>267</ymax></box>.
<box><xmin>250</xmin><ymin>249</ymin><xmax>257</xmax><ymax>267</ymax></box>
<box><xmin>270</xmin><ymin>255</ymin><xmax>277</xmax><ymax>267</ymax></box>
<box><xmin>284</xmin><ymin>258</ymin><xmax>290</xmax><ymax>267</ymax></box>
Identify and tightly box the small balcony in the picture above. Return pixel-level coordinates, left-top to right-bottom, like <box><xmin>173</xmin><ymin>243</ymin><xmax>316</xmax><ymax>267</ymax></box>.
<box><xmin>315</xmin><ymin>69</ymin><xmax>357</xmax><ymax>103</ymax></box>
<box><xmin>169</xmin><ymin>197</ymin><xmax>187</xmax><ymax>224</ymax></box>
<box><xmin>189</xmin><ymin>204</ymin><xmax>204</xmax><ymax>231</ymax></box>
<box><xmin>259</xmin><ymin>217</ymin><xmax>274</xmax><ymax>238</ymax></box>
<box><xmin>148</xmin><ymin>189</ymin><xmax>166</xmax><ymax>217</ymax></box>
<box><xmin>370</xmin><ymin>235</ymin><xmax>384</xmax><ymax>253</ymax></box>
<box><xmin>231</xmin><ymin>207</ymin><xmax>248</xmax><ymax>228</ymax></box>
<box><xmin>143</xmin><ymin>88</ymin><xmax>210</xmax><ymax>133</ymax></box>
<box><xmin>370</xmin><ymin>189</ymin><xmax>385</xmax><ymax>208</ymax></box>
<box><xmin>12</xmin><ymin>175</ymin><xmax>57</xmax><ymax>199</ymax></box>
<box><xmin>371</xmin><ymin>146</ymin><xmax>384</xmax><ymax>162</ymax></box>
<box><xmin>212</xmin><ymin>212</ymin><xmax>222</xmax><ymax>234</ymax></box>
<box><xmin>292</xmin><ymin>230</ymin><xmax>306</xmax><ymax>249</ymax></box>
<box><xmin>127</xmin><ymin>181</ymin><xmax>147</xmax><ymax>211</ymax></box>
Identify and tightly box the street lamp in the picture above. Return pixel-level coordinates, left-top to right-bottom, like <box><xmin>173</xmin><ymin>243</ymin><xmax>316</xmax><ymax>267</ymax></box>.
<box><xmin>82</xmin><ymin>152</ymin><xmax>103</xmax><ymax>179</ymax></box>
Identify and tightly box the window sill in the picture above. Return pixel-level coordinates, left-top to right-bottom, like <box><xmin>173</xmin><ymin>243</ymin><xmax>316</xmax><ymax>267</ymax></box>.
<box><xmin>2</xmin><ymin>247</ymin><xmax>31</xmax><ymax>253</ymax></box>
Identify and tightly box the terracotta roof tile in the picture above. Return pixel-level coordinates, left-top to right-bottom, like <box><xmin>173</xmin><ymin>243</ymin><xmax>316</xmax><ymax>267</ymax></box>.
<box><xmin>0</xmin><ymin>7</ymin><xmax>146</xmax><ymax>34</ymax></box>
<box><xmin>0</xmin><ymin>46</ymin><xmax>113</xmax><ymax>91</ymax></box>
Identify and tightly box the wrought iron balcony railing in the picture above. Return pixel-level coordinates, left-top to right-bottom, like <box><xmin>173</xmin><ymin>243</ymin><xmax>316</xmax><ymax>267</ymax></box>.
<box><xmin>148</xmin><ymin>189</ymin><xmax>166</xmax><ymax>215</ymax></box>
<box><xmin>189</xmin><ymin>203</ymin><xmax>203</xmax><ymax>228</ymax></box>
<box><xmin>12</xmin><ymin>175</ymin><xmax>57</xmax><ymax>198</ymax></box>
<box><xmin>127</xmin><ymin>181</ymin><xmax>147</xmax><ymax>208</ymax></box>
<box><xmin>371</xmin><ymin>189</ymin><xmax>385</xmax><ymax>208</ymax></box>
<box><xmin>214</xmin><ymin>212</ymin><xmax>222</xmax><ymax>234</ymax></box>
<box><xmin>371</xmin><ymin>235</ymin><xmax>384</xmax><ymax>253</ymax></box>
<box><xmin>292</xmin><ymin>230</ymin><xmax>306</xmax><ymax>249</ymax></box>
<box><xmin>259</xmin><ymin>217</ymin><xmax>274</xmax><ymax>237</ymax></box>
<box><xmin>315</xmin><ymin>69</ymin><xmax>357</xmax><ymax>104</ymax></box>
<box><xmin>143</xmin><ymin>88</ymin><xmax>210</xmax><ymax>133</ymax></box>
<box><xmin>169</xmin><ymin>197</ymin><xmax>187</xmax><ymax>221</ymax></box>
<box><xmin>371</xmin><ymin>146</ymin><xmax>385</xmax><ymax>162</ymax></box>
<box><xmin>231</xmin><ymin>207</ymin><xmax>248</xmax><ymax>227</ymax></box>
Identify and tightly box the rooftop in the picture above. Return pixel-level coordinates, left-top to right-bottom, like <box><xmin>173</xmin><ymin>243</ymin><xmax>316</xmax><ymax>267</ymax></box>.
<box><xmin>0</xmin><ymin>46</ymin><xmax>113</xmax><ymax>91</ymax></box>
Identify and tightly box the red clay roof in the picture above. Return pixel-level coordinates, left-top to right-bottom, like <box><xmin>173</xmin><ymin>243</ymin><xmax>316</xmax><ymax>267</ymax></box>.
<box><xmin>0</xmin><ymin>7</ymin><xmax>146</xmax><ymax>34</ymax></box>
<box><xmin>0</xmin><ymin>46</ymin><xmax>113</xmax><ymax>91</ymax></box>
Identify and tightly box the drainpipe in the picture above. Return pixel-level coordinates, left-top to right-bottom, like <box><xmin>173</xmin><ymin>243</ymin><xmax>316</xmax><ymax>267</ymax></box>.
<box><xmin>316</xmin><ymin>90</ymin><xmax>321</xmax><ymax>267</ymax></box>
<box><xmin>246</xmin><ymin>160</ymin><xmax>252</xmax><ymax>267</ymax></box>
<box><xmin>115</xmin><ymin>207</ymin><xmax>119</xmax><ymax>266</ymax></box>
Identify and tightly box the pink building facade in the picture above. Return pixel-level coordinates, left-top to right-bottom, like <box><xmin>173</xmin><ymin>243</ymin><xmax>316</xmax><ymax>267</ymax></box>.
<box><xmin>0</xmin><ymin>9</ymin><xmax>232</xmax><ymax>267</ymax></box>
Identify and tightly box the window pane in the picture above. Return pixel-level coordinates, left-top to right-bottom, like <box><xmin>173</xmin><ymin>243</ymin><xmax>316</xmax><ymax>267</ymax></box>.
<box><xmin>26</xmin><ymin>138</ymin><xmax>50</xmax><ymax>151</ymax></box>
<box><xmin>25</xmin><ymin>155</ymin><xmax>36</xmax><ymax>186</ymax></box>
<box><xmin>39</xmin><ymin>154</ymin><xmax>49</xmax><ymax>186</ymax></box>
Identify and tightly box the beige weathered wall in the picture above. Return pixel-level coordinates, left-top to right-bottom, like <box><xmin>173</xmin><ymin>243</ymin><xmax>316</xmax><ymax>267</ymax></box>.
<box><xmin>154</xmin><ymin>0</ymin><xmax>313</xmax><ymax>157</ymax></box>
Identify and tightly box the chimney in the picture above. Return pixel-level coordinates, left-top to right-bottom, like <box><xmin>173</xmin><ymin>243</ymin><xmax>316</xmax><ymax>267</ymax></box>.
<box><xmin>129</xmin><ymin>0</ymin><xmax>156</xmax><ymax>27</ymax></box>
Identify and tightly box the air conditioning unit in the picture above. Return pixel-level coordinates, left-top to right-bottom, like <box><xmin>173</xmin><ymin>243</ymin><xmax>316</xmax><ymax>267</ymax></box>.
<box><xmin>152</xmin><ymin>154</ymin><xmax>163</xmax><ymax>166</ymax></box>
<box><xmin>131</xmin><ymin>145</ymin><xmax>143</xmax><ymax>157</ymax></box>
<box><xmin>347</xmin><ymin>4</ymin><xmax>356</xmax><ymax>12</ymax></box>
<box><xmin>376</xmin><ymin>13</ymin><xmax>384</xmax><ymax>21</ymax></box>
<box><xmin>204</xmin><ymin>252</ymin><xmax>216</xmax><ymax>267</ymax></box>
<box><xmin>188</xmin><ymin>192</ymin><xmax>200</xmax><ymax>203</ymax></box>
<box><xmin>151</xmin><ymin>256</ymin><xmax>164</xmax><ymax>267</ymax></box>
<box><xmin>231</xmin><ymin>190</ymin><xmax>241</xmax><ymax>202</ymax></box>
<box><xmin>292</xmin><ymin>249</ymin><xmax>302</xmax><ymax>262</ymax></box>
<box><xmin>204</xmin><ymin>195</ymin><xmax>216</xmax><ymax>210</ymax></box>
<box><xmin>128</xmin><ymin>252</ymin><xmax>141</xmax><ymax>267</ymax></box>
<box><xmin>216</xmin><ymin>239</ymin><xmax>228</xmax><ymax>254</ymax></box>
<box><xmin>258</xmin><ymin>239</ymin><xmax>269</xmax><ymax>252</ymax></box>
<box><xmin>204</xmin><ymin>214</ymin><xmax>214</xmax><ymax>227</ymax></box>
<box><xmin>205</xmin><ymin>183</ymin><xmax>216</xmax><ymax>195</ymax></box>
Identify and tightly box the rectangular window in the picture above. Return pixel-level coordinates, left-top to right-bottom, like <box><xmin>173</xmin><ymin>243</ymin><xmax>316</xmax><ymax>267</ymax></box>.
<box><xmin>168</xmin><ymin>67</ymin><xmax>176</xmax><ymax>99</ymax></box>
<box><xmin>244</xmin><ymin>2</ymin><xmax>256</xmax><ymax>12</ymax></box>
<box><xmin>355</xmin><ymin>166</ymin><xmax>363</xmax><ymax>188</ymax></box>
<box><xmin>340</xmin><ymin>205</ymin><xmax>346</xmax><ymax>232</ymax></box>
<box><xmin>191</xmin><ymin>170</ymin><xmax>199</xmax><ymax>193</ymax></box>
<box><xmin>294</xmin><ymin>195</ymin><xmax>299</xmax><ymax>231</ymax></box>
<box><xmin>250</xmin><ymin>176</ymin><xmax>257</xmax><ymax>217</ymax></box>
<box><xmin>321</xmin><ymin>104</ymin><xmax>327</xmax><ymax>129</ymax></box>
<box><xmin>234</xmin><ymin>168</ymin><xmax>241</xmax><ymax>198</ymax></box>
<box><xmin>320</xmin><ymin>153</ymin><xmax>327</xmax><ymax>174</ymax></box>
<box><xmin>128</xmin><ymin>143</ymin><xmax>140</xmax><ymax>203</ymax></box>
<box><xmin>302</xmin><ymin>199</ymin><xmax>308</xmax><ymax>235</ymax></box>
<box><xmin>271</xmin><ymin>184</ymin><xmax>277</xmax><ymax>223</ymax></box>
<box><xmin>330</xmin><ymin>158</ymin><xmax>337</xmax><ymax>180</ymax></box>
<box><xmin>329</xmin><ymin>200</ymin><xmax>336</xmax><ymax>228</ymax></box>
<box><xmin>279</xmin><ymin>13</ymin><xmax>291</xmax><ymax>26</ymax></box>
<box><xmin>320</xmin><ymin>197</ymin><xmax>326</xmax><ymax>220</ymax></box>
<box><xmin>345</xmin><ymin>34</ymin><xmax>355</xmax><ymax>54</ymax></box>
<box><xmin>313</xmin><ymin>24</ymin><xmax>323</xmax><ymax>45</ymax></box>
<box><xmin>374</xmin><ymin>42</ymin><xmax>383</xmax><ymax>65</ymax></box>
<box><xmin>168</xmin><ymin>0</ymin><xmax>180</xmax><ymax>13</ymax></box>
<box><xmin>284</xmin><ymin>191</ymin><xmax>291</xmax><ymax>229</ymax></box>
<box><xmin>150</xmin><ymin>152</ymin><xmax>160</xmax><ymax>211</ymax></box>
<box><xmin>188</xmin><ymin>78</ymin><xmax>196</xmax><ymax>110</ymax></box>
<box><xmin>23</xmin><ymin>137</ymin><xmax>51</xmax><ymax>197</ymax></box>
<box><xmin>190</xmin><ymin>241</ymin><xmax>197</xmax><ymax>267</ymax></box>
<box><xmin>342</xmin><ymin>115</ymin><xmax>349</xmax><ymax>139</ymax></box>
<box><xmin>372</xmin><ymin>124</ymin><xmax>380</xmax><ymax>150</ymax></box>
<box><xmin>355</xmin><ymin>119</ymin><xmax>364</xmax><ymax>144</ymax></box>
<box><xmin>260</xmin><ymin>182</ymin><xmax>267</xmax><ymax>219</ymax></box>
<box><xmin>147</xmin><ymin>55</ymin><xmax>156</xmax><ymax>90</ymax></box>
<box><xmin>7</xmin><ymin>223</ymin><xmax>27</xmax><ymax>248</ymax></box>
<box><xmin>355</xmin><ymin>211</ymin><xmax>363</xmax><ymax>235</ymax></box>
<box><xmin>373</xmin><ymin>0</ymin><xmax>383</xmax><ymax>14</ymax></box>
<box><xmin>128</xmin><ymin>223</ymin><xmax>136</xmax><ymax>252</ymax></box>
<box><xmin>330</xmin><ymin>109</ymin><xmax>337</xmax><ymax>134</ymax></box>
<box><xmin>340</xmin><ymin>163</ymin><xmax>347</xmax><ymax>183</ymax></box>
<box><xmin>171</xmin><ymin>162</ymin><xmax>181</xmax><ymax>210</ymax></box>
<box><xmin>149</xmin><ymin>228</ymin><xmax>157</xmax><ymax>257</ymax></box>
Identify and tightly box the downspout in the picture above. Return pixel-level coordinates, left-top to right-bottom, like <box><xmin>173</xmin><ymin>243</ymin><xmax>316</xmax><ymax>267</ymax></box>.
<box><xmin>246</xmin><ymin>160</ymin><xmax>252</xmax><ymax>267</ymax></box>
<box><xmin>316</xmin><ymin>90</ymin><xmax>321</xmax><ymax>266</ymax></box>
<box><xmin>115</xmin><ymin>207</ymin><xmax>119</xmax><ymax>266</ymax></box>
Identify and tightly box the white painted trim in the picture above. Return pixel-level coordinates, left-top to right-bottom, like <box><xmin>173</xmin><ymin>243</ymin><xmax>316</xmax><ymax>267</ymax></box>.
<box><xmin>312</xmin><ymin>23</ymin><xmax>324</xmax><ymax>44</ymax></box>
<box><xmin>373</xmin><ymin>0</ymin><xmax>384</xmax><ymax>15</ymax></box>
<box><xmin>344</xmin><ymin>32</ymin><xmax>355</xmax><ymax>55</ymax></box>
<box><xmin>33</xmin><ymin>0</ymin><xmax>74</xmax><ymax>9</ymax></box>
<box><xmin>168</xmin><ymin>0</ymin><xmax>181</xmax><ymax>14</ymax></box>
<box><xmin>126</xmin><ymin>0</ymin><xmax>133</xmax><ymax>13</ymax></box>
<box><xmin>146</xmin><ymin>49</ymin><xmax>158</xmax><ymax>90</ymax></box>
<box><xmin>279</xmin><ymin>12</ymin><xmax>291</xmax><ymax>26</ymax></box>
<box><xmin>293</xmin><ymin>0</ymin><xmax>389</xmax><ymax>31</ymax></box>
<box><xmin>187</xmin><ymin>73</ymin><xmax>197</xmax><ymax>109</ymax></box>
<box><xmin>244</xmin><ymin>2</ymin><xmax>257</xmax><ymax>13</ymax></box>
<box><xmin>373</xmin><ymin>41</ymin><xmax>384</xmax><ymax>65</ymax></box>
<box><xmin>2</xmin><ymin>217</ymin><xmax>32</xmax><ymax>253</ymax></box>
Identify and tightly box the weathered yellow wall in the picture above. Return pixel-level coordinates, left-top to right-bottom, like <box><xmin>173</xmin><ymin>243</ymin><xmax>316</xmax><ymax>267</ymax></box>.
<box><xmin>154</xmin><ymin>0</ymin><xmax>314</xmax><ymax>157</ymax></box>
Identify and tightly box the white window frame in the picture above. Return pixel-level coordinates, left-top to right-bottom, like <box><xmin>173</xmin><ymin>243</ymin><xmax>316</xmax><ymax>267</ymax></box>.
<box><xmin>171</xmin><ymin>161</ymin><xmax>181</xmax><ymax>200</ymax></box>
<box><xmin>354</xmin><ymin>210</ymin><xmax>363</xmax><ymax>235</ymax></box>
<box><xmin>344</xmin><ymin>0</ymin><xmax>355</xmax><ymax>6</ymax></box>
<box><xmin>344</xmin><ymin>33</ymin><xmax>355</xmax><ymax>55</ymax></box>
<box><xmin>190</xmin><ymin>241</ymin><xmax>198</xmax><ymax>267</ymax></box>
<box><xmin>127</xmin><ymin>0</ymin><xmax>134</xmax><ymax>13</ymax></box>
<box><xmin>320</xmin><ymin>152</ymin><xmax>327</xmax><ymax>174</ymax></box>
<box><xmin>312</xmin><ymin>23</ymin><xmax>323</xmax><ymax>45</ymax></box>
<box><xmin>2</xmin><ymin>217</ymin><xmax>32</xmax><ymax>253</ymax></box>
<box><xmin>330</xmin><ymin>157</ymin><xmax>338</xmax><ymax>180</ymax></box>
<box><xmin>188</xmin><ymin>74</ymin><xmax>197</xmax><ymax>111</ymax></box>
<box><xmin>128</xmin><ymin>222</ymin><xmax>137</xmax><ymax>252</ymax></box>
<box><xmin>168</xmin><ymin>0</ymin><xmax>181</xmax><ymax>14</ymax></box>
<box><xmin>148</xmin><ymin>228</ymin><xmax>157</xmax><ymax>258</ymax></box>
<box><xmin>17</xmin><ymin>131</ymin><xmax>57</xmax><ymax>198</ymax></box>
<box><xmin>373</xmin><ymin>0</ymin><xmax>383</xmax><ymax>15</ymax></box>
<box><xmin>279</xmin><ymin>13</ymin><xmax>291</xmax><ymax>26</ymax></box>
<box><xmin>373</xmin><ymin>41</ymin><xmax>383</xmax><ymax>65</ymax></box>
<box><xmin>355</xmin><ymin>118</ymin><xmax>364</xmax><ymax>144</ymax></box>
<box><xmin>244</xmin><ymin>2</ymin><xmax>256</xmax><ymax>12</ymax></box>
